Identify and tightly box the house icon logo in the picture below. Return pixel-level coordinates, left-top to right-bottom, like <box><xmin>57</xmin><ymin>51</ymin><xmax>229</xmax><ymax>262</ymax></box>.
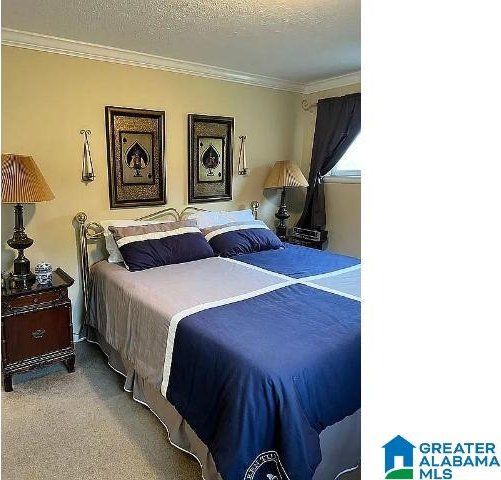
<box><xmin>383</xmin><ymin>435</ymin><xmax>415</xmax><ymax>479</ymax></box>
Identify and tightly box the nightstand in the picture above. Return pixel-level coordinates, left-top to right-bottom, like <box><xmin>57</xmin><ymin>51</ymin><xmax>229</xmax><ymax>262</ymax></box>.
<box><xmin>1</xmin><ymin>268</ymin><xmax>75</xmax><ymax>392</ymax></box>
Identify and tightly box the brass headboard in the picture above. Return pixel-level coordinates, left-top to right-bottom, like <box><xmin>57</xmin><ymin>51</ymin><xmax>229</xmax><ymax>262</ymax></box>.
<box><xmin>74</xmin><ymin>201</ymin><xmax>259</xmax><ymax>327</ymax></box>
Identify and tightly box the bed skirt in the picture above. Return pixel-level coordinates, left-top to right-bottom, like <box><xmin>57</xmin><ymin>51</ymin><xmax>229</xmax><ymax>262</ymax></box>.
<box><xmin>86</xmin><ymin>326</ymin><xmax>360</xmax><ymax>480</ymax></box>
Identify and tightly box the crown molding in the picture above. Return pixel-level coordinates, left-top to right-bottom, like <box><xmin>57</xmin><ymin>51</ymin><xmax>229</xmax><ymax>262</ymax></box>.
<box><xmin>302</xmin><ymin>71</ymin><xmax>361</xmax><ymax>94</ymax></box>
<box><xmin>1</xmin><ymin>28</ymin><xmax>360</xmax><ymax>94</ymax></box>
<box><xmin>1</xmin><ymin>28</ymin><xmax>305</xmax><ymax>92</ymax></box>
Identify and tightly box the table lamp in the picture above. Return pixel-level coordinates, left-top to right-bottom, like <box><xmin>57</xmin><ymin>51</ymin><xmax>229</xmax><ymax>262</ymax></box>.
<box><xmin>264</xmin><ymin>161</ymin><xmax>308</xmax><ymax>239</ymax></box>
<box><xmin>1</xmin><ymin>154</ymin><xmax>55</xmax><ymax>288</ymax></box>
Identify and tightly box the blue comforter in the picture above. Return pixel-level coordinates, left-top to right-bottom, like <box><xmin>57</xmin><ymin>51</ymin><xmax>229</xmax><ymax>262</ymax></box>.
<box><xmin>165</xmin><ymin>246</ymin><xmax>361</xmax><ymax>480</ymax></box>
<box><xmin>235</xmin><ymin>243</ymin><xmax>360</xmax><ymax>278</ymax></box>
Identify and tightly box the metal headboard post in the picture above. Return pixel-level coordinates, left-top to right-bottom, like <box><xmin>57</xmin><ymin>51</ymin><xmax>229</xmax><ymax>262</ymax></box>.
<box><xmin>251</xmin><ymin>201</ymin><xmax>260</xmax><ymax>220</ymax></box>
<box><xmin>75</xmin><ymin>212</ymin><xmax>106</xmax><ymax>332</ymax></box>
<box><xmin>75</xmin><ymin>212</ymin><xmax>90</xmax><ymax>329</ymax></box>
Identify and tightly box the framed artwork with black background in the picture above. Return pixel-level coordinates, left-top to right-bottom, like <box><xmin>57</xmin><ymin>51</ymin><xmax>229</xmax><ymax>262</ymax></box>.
<box><xmin>105</xmin><ymin>106</ymin><xmax>166</xmax><ymax>208</ymax></box>
<box><xmin>188</xmin><ymin>114</ymin><xmax>234</xmax><ymax>203</ymax></box>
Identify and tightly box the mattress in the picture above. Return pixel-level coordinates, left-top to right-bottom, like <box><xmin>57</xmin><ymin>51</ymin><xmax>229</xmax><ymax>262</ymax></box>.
<box><xmin>88</xmin><ymin>246</ymin><xmax>361</xmax><ymax>480</ymax></box>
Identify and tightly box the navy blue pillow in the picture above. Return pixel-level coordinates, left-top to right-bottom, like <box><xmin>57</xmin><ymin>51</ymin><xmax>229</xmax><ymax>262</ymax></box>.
<box><xmin>109</xmin><ymin>221</ymin><xmax>214</xmax><ymax>272</ymax></box>
<box><xmin>202</xmin><ymin>221</ymin><xmax>283</xmax><ymax>257</ymax></box>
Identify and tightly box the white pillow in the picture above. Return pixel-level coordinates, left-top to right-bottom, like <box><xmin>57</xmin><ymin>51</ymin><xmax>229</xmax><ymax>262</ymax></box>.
<box><xmin>225</xmin><ymin>209</ymin><xmax>256</xmax><ymax>223</ymax></box>
<box><xmin>187</xmin><ymin>209</ymin><xmax>255</xmax><ymax>229</ymax></box>
<box><xmin>99</xmin><ymin>219</ymin><xmax>168</xmax><ymax>263</ymax></box>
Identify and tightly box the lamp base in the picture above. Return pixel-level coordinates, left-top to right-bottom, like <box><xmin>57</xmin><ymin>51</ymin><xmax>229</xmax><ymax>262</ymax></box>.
<box><xmin>10</xmin><ymin>272</ymin><xmax>36</xmax><ymax>289</ymax></box>
<box><xmin>275</xmin><ymin>186</ymin><xmax>290</xmax><ymax>240</ymax></box>
<box><xmin>7</xmin><ymin>204</ymin><xmax>36</xmax><ymax>289</ymax></box>
<box><xmin>275</xmin><ymin>224</ymin><xmax>287</xmax><ymax>240</ymax></box>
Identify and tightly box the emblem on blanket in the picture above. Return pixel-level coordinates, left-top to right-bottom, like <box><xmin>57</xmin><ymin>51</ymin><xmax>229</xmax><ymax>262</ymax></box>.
<box><xmin>244</xmin><ymin>451</ymin><xmax>290</xmax><ymax>480</ymax></box>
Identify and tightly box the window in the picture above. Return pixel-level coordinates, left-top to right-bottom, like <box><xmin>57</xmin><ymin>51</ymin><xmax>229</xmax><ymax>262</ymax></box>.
<box><xmin>326</xmin><ymin>135</ymin><xmax>361</xmax><ymax>178</ymax></box>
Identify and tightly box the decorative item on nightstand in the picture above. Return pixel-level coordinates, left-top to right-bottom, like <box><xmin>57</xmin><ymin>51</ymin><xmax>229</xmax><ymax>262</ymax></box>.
<box><xmin>1</xmin><ymin>154</ymin><xmax>55</xmax><ymax>288</ymax></box>
<box><xmin>288</xmin><ymin>227</ymin><xmax>328</xmax><ymax>250</ymax></box>
<box><xmin>264</xmin><ymin>161</ymin><xmax>308</xmax><ymax>240</ymax></box>
<box><xmin>35</xmin><ymin>262</ymin><xmax>53</xmax><ymax>285</ymax></box>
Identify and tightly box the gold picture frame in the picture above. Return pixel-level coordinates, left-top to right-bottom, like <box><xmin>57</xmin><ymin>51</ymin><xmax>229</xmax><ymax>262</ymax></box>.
<box><xmin>188</xmin><ymin>114</ymin><xmax>233</xmax><ymax>203</ymax></box>
<box><xmin>105</xmin><ymin>106</ymin><xmax>166</xmax><ymax>209</ymax></box>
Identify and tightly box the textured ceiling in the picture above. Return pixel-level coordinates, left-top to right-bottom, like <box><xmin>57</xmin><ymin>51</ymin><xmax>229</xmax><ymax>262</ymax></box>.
<box><xmin>1</xmin><ymin>0</ymin><xmax>360</xmax><ymax>83</ymax></box>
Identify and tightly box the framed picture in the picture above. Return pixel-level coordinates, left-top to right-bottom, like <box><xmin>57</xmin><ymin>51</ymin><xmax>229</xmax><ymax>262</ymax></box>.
<box><xmin>188</xmin><ymin>114</ymin><xmax>234</xmax><ymax>203</ymax></box>
<box><xmin>105</xmin><ymin>106</ymin><xmax>166</xmax><ymax>208</ymax></box>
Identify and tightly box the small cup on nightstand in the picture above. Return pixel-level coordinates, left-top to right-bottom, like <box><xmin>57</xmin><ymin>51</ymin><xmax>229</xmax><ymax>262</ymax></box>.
<box><xmin>34</xmin><ymin>263</ymin><xmax>53</xmax><ymax>285</ymax></box>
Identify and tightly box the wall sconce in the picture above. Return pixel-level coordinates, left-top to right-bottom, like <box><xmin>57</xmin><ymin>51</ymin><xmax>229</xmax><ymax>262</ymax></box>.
<box><xmin>80</xmin><ymin>129</ymin><xmax>95</xmax><ymax>182</ymax></box>
<box><xmin>237</xmin><ymin>135</ymin><xmax>248</xmax><ymax>175</ymax></box>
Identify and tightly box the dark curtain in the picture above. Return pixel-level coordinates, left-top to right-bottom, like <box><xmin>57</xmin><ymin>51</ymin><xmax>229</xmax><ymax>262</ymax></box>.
<box><xmin>297</xmin><ymin>93</ymin><xmax>361</xmax><ymax>230</ymax></box>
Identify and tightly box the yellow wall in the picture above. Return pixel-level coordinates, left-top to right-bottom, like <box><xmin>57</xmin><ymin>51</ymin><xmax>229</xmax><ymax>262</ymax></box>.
<box><xmin>1</xmin><ymin>46</ymin><xmax>301</xmax><ymax>335</ymax></box>
<box><xmin>299</xmin><ymin>83</ymin><xmax>361</xmax><ymax>258</ymax></box>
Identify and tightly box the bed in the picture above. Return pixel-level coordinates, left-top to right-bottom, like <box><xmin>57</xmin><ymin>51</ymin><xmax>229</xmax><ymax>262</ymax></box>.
<box><xmin>75</xmin><ymin>206</ymin><xmax>361</xmax><ymax>480</ymax></box>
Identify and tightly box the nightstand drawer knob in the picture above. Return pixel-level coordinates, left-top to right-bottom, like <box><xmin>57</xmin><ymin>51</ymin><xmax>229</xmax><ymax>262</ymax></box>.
<box><xmin>31</xmin><ymin>329</ymin><xmax>46</xmax><ymax>339</ymax></box>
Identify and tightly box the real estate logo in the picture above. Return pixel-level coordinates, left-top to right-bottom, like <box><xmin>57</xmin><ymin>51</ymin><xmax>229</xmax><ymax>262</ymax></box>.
<box><xmin>383</xmin><ymin>435</ymin><xmax>415</xmax><ymax>479</ymax></box>
<box><xmin>383</xmin><ymin>435</ymin><xmax>501</xmax><ymax>479</ymax></box>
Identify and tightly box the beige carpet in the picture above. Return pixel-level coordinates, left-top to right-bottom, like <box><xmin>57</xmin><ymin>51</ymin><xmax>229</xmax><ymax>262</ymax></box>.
<box><xmin>1</xmin><ymin>341</ymin><xmax>360</xmax><ymax>480</ymax></box>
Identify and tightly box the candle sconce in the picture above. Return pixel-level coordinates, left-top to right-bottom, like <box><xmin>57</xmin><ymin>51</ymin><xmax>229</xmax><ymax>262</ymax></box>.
<box><xmin>237</xmin><ymin>135</ymin><xmax>248</xmax><ymax>175</ymax></box>
<box><xmin>80</xmin><ymin>129</ymin><xmax>95</xmax><ymax>182</ymax></box>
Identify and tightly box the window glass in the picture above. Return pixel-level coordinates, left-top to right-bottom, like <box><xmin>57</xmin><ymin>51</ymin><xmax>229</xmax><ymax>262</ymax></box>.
<box><xmin>328</xmin><ymin>135</ymin><xmax>361</xmax><ymax>177</ymax></box>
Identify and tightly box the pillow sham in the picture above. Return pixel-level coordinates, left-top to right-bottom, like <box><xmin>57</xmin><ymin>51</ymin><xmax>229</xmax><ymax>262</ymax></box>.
<box><xmin>108</xmin><ymin>220</ymin><xmax>214</xmax><ymax>272</ymax></box>
<box><xmin>100</xmin><ymin>219</ymin><xmax>168</xmax><ymax>263</ymax></box>
<box><xmin>187</xmin><ymin>209</ymin><xmax>255</xmax><ymax>229</ymax></box>
<box><xmin>202</xmin><ymin>220</ymin><xmax>283</xmax><ymax>257</ymax></box>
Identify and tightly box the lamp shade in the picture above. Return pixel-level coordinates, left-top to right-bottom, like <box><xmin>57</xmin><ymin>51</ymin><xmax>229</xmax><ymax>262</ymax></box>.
<box><xmin>264</xmin><ymin>161</ymin><xmax>309</xmax><ymax>189</ymax></box>
<box><xmin>1</xmin><ymin>154</ymin><xmax>55</xmax><ymax>203</ymax></box>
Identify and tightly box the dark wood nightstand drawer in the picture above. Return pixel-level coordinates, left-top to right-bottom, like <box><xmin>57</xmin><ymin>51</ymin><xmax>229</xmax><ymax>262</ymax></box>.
<box><xmin>3</xmin><ymin>289</ymin><xmax>66</xmax><ymax>311</ymax></box>
<box><xmin>3</xmin><ymin>303</ymin><xmax>72</xmax><ymax>364</ymax></box>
